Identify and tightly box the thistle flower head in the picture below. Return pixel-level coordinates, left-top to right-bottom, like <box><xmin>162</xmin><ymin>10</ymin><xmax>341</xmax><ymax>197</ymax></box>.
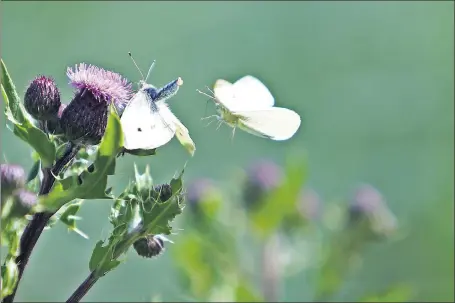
<box><xmin>61</xmin><ymin>63</ymin><xmax>132</xmax><ymax>145</ymax></box>
<box><xmin>67</xmin><ymin>63</ymin><xmax>132</xmax><ymax>111</ymax></box>
<box><xmin>11</xmin><ymin>189</ymin><xmax>38</xmax><ymax>218</ymax></box>
<box><xmin>243</xmin><ymin>160</ymin><xmax>283</xmax><ymax>211</ymax></box>
<box><xmin>24</xmin><ymin>75</ymin><xmax>61</xmax><ymax>121</ymax></box>
<box><xmin>133</xmin><ymin>234</ymin><xmax>165</xmax><ymax>258</ymax></box>
<box><xmin>348</xmin><ymin>184</ymin><xmax>398</xmax><ymax>240</ymax></box>
<box><xmin>1</xmin><ymin>164</ymin><xmax>26</xmax><ymax>202</ymax></box>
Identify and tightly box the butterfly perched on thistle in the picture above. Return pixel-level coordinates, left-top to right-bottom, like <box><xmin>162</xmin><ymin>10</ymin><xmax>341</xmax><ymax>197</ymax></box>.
<box><xmin>120</xmin><ymin>53</ymin><xmax>195</xmax><ymax>156</ymax></box>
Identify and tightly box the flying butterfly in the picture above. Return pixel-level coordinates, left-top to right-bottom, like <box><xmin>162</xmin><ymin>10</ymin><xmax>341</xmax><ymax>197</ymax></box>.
<box><xmin>197</xmin><ymin>75</ymin><xmax>301</xmax><ymax>141</ymax></box>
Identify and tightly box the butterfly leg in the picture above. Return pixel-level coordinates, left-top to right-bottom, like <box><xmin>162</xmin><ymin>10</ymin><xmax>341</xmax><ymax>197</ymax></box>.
<box><xmin>215</xmin><ymin>119</ymin><xmax>224</xmax><ymax>131</ymax></box>
<box><xmin>230</xmin><ymin>126</ymin><xmax>236</xmax><ymax>142</ymax></box>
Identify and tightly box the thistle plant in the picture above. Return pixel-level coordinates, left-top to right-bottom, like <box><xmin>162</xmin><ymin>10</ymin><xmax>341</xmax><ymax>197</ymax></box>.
<box><xmin>1</xmin><ymin>59</ymin><xmax>185</xmax><ymax>303</ymax></box>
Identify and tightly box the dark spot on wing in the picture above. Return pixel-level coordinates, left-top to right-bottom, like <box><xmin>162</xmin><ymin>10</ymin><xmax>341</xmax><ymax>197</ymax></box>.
<box><xmin>138</xmin><ymin>128</ymin><xmax>142</xmax><ymax>132</ymax></box>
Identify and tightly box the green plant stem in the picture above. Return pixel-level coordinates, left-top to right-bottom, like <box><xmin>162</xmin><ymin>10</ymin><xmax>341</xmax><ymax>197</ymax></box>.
<box><xmin>66</xmin><ymin>227</ymin><xmax>144</xmax><ymax>303</ymax></box>
<box><xmin>66</xmin><ymin>272</ymin><xmax>99</xmax><ymax>303</ymax></box>
<box><xmin>2</xmin><ymin>143</ymin><xmax>81</xmax><ymax>303</ymax></box>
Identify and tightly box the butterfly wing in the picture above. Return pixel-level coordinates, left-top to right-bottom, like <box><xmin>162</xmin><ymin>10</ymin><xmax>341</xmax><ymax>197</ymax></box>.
<box><xmin>213</xmin><ymin>75</ymin><xmax>275</xmax><ymax>113</ymax></box>
<box><xmin>235</xmin><ymin>107</ymin><xmax>301</xmax><ymax>141</ymax></box>
<box><xmin>232</xmin><ymin>75</ymin><xmax>275</xmax><ymax>108</ymax></box>
<box><xmin>121</xmin><ymin>91</ymin><xmax>175</xmax><ymax>150</ymax></box>
<box><xmin>156</xmin><ymin>101</ymin><xmax>196</xmax><ymax>156</ymax></box>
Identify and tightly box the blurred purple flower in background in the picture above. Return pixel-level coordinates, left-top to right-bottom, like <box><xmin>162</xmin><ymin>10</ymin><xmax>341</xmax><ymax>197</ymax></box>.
<box><xmin>60</xmin><ymin>63</ymin><xmax>132</xmax><ymax>145</ymax></box>
<box><xmin>348</xmin><ymin>184</ymin><xmax>398</xmax><ymax>240</ymax></box>
<box><xmin>10</xmin><ymin>189</ymin><xmax>38</xmax><ymax>218</ymax></box>
<box><xmin>1</xmin><ymin>164</ymin><xmax>26</xmax><ymax>204</ymax></box>
<box><xmin>186</xmin><ymin>178</ymin><xmax>217</xmax><ymax>214</ymax></box>
<box><xmin>242</xmin><ymin>159</ymin><xmax>283</xmax><ymax>211</ymax></box>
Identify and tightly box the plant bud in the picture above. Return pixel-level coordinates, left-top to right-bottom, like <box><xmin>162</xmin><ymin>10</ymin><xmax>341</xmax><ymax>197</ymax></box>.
<box><xmin>133</xmin><ymin>234</ymin><xmax>164</xmax><ymax>258</ymax></box>
<box><xmin>24</xmin><ymin>75</ymin><xmax>61</xmax><ymax>121</ymax></box>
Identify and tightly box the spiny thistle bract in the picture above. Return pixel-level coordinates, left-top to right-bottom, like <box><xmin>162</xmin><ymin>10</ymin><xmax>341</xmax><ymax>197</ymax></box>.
<box><xmin>60</xmin><ymin>63</ymin><xmax>132</xmax><ymax>145</ymax></box>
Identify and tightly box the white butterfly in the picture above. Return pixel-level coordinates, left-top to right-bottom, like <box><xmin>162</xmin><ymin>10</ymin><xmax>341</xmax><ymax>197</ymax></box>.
<box><xmin>120</xmin><ymin>55</ymin><xmax>195</xmax><ymax>156</ymax></box>
<box><xmin>198</xmin><ymin>75</ymin><xmax>301</xmax><ymax>141</ymax></box>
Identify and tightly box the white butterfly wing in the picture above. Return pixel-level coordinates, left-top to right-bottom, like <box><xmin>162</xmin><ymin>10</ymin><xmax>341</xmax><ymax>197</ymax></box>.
<box><xmin>233</xmin><ymin>75</ymin><xmax>275</xmax><ymax>108</ymax></box>
<box><xmin>155</xmin><ymin>101</ymin><xmax>196</xmax><ymax>156</ymax></box>
<box><xmin>213</xmin><ymin>76</ymin><xmax>274</xmax><ymax>113</ymax></box>
<box><xmin>121</xmin><ymin>91</ymin><xmax>175</xmax><ymax>150</ymax></box>
<box><xmin>236</xmin><ymin>107</ymin><xmax>301</xmax><ymax>141</ymax></box>
<box><xmin>213</xmin><ymin>79</ymin><xmax>238</xmax><ymax>111</ymax></box>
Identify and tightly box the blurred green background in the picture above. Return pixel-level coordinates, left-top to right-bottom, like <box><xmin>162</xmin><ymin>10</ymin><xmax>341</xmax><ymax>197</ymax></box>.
<box><xmin>1</xmin><ymin>1</ymin><xmax>453</xmax><ymax>302</ymax></box>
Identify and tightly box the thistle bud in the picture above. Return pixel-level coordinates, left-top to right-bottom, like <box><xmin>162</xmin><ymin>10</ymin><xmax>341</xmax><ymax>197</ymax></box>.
<box><xmin>60</xmin><ymin>63</ymin><xmax>132</xmax><ymax>145</ymax></box>
<box><xmin>10</xmin><ymin>189</ymin><xmax>38</xmax><ymax>218</ymax></box>
<box><xmin>153</xmin><ymin>183</ymin><xmax>173</xmax><ymax>202</ymax></box>
<box><xmin>242</xmin><ymin>160</ymin><xmax>283</xmax><ymax>211</ymax></box>
<box><xmin>24</xmin><ymin>75</ymin><xmax>61</xmax><ymax>121</ymax></box>
<box><xmin>348</xmin><ymin>184</ymin><xmax>398</xmax><ymax>240</ymax></box>
<box><xmin>1</xmin><ymin>164</ymin><xmax>26</xmax><ymax>203</ymax></box>
<box><xmin>133</xmin><ymin>234</ymin><xmax>164</xmax><ymax>258</ymax></box>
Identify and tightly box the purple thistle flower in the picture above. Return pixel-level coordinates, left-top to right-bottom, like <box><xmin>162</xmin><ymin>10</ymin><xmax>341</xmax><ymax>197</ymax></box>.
<box><xmin>61</xmin><ymin>63</ymin><xmax>132</xmax><ymax>145</ymax></box>
<box><xmin>186</xmin><ymin>178</ymin><xmax>216</xmax><ymax>213</ymax></box>
<box><xmin>10</xmin><ymin>189</ymin><xmax>38</xmax><ymax>218</ymax></box>
<box><xmin>24</xmin><ymin>75</ymin><xmax>61</xmax><ymax>121</ymax></box>
<box><xmin>66</xmin><ymin>63</ymin><xmax>132</xmax><ymax>111</ymax></box>
<box><xmin>348</xmin><ymin>184</ymin><xmax>398</xmax><ymax>240</ymax></box>
<box><xmin>1</xmin><ymin>164</ymin><xmax>26</xmax><ymax>203</ymax></box>
<box><xmin>243</xmin><ymin>160</ymin><xmax>283</xmax><ymax>211</ymax></box>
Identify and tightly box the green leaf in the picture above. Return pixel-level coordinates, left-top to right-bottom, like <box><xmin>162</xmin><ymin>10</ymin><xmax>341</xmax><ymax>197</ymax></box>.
<box><xmin>26</xmin><ymin>159</ymin><xmax>41</xmax><ymax>183</ymax></box>
<box><xmin>1</xmin><ymin>59</ymin><xmax>56</xmax><ymax>168</ymax></box>
<box><xmin>234</xmin><ymin>280</ymin><xmax>263</xmax><ymax>302</ymax></box>
<box><xmin>9</xmin><ymin>121</ymin><xmax>56</xmax><ymax>168</ymax></box>
<box><xmin>141</xmin><ymin>169</ymin><xmax>185</xmax><ymax>236</ymax></box>
<box><xmin>358</xmin><ymin>285</ymin><xmax>413</xmax><ymax>302</ymax></box>
<box><xmin>1</xmin><ymin>258</ymin><xmax>19</xmax><ymax>299</ymax></box>
<box><xmin>89</xmin><ymin>241</ymin><xmax>110</xmax><ymax>272</ymax></box>
<box><xmin>1</xmin><ymin>59</ymin><xmax>24</xmax><ymax>123</ymax></box>
<box><xmin>59</xmin><ymin>199</ymin><xmax>88</xmax><ymax>239</ymax></box>
<box><xmin>38</xmin><ymin>106</ymin><xmax>123</xmax><ymax>212</ymax></box>
<box><xmin>250</xmin><ymin>155</ymin><xmax>308</xmax><ymax>239</ymax></box>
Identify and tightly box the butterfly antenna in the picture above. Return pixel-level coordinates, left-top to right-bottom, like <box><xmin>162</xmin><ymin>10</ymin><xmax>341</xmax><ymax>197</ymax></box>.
<box><xmin>205</xmin><ymin>85</ymin><xmax>215</xmax><ymax>95</ymax></box>
<box><xmin>128</xmin><ymin>52</ymin><xmax>145</xmax><ymax>81</ymax></box>
<box><xmin>196</xmin><ymin>89</ymin><xmax>216</xmax><ymax>100</ymax></box>
<box><xmin>144</xmin><ymin>60</ymin><xmax>156</xmax><ymax>83</ymax></box>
